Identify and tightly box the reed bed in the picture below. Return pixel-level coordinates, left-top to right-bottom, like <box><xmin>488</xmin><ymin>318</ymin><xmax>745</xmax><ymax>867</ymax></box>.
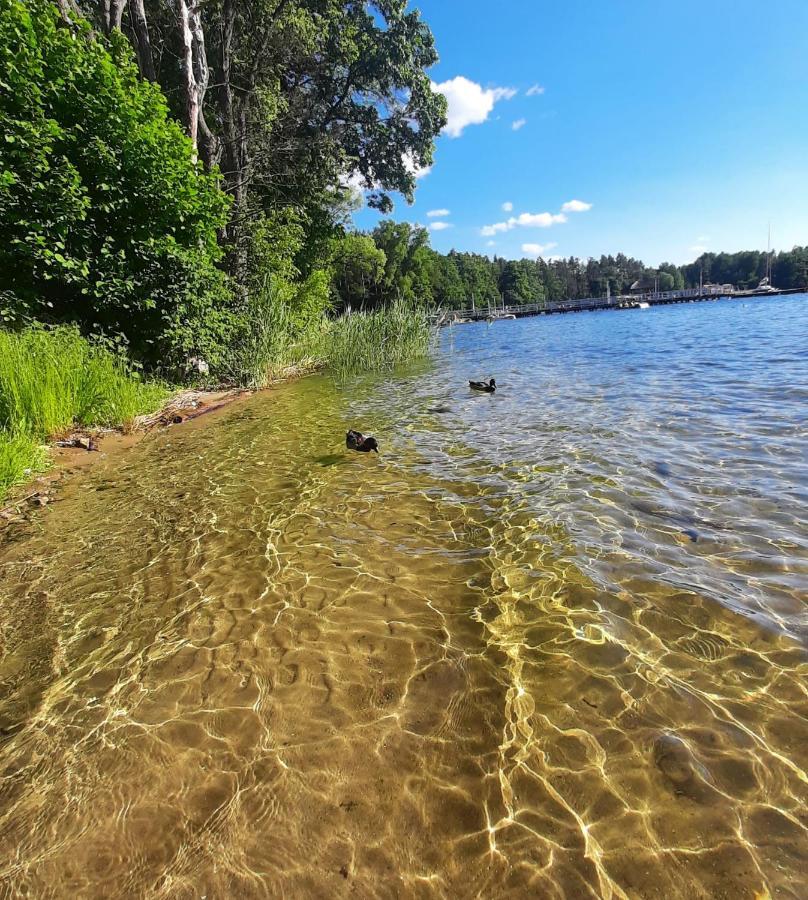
<box><xmin>226</xmin><ymin>289</ymin><xmax>434</xmax><ymax>387</ymax></box>
<box><xmin>324</xmin><ymin>300</ymin><xmax>434</xmax><ymax>380</ymax></box>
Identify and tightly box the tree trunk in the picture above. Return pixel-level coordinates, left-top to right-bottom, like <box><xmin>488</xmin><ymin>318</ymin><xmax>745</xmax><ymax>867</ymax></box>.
<box><xmin>189</xmin><ymin>4</ymin><xmax>218</xmax><ymax>167</ymax></box>
<box><xmin>218</xmin><ymin>0</ymin><xmax>241</xmax><ymax>199</ymax></box>
<box><xmin>55</xmin><ymin>0</ymin><xmax>80</xmax><ymax>25</ymax></box>
<box><xmin>110</xmin><ymin>0</ymin><xmax>127</xmax><ymax>31</ymax></box>
<box><xmin>129</xmin><ymin>0</ymin><xmax>155</xmax><ymax>81</ymax></box>
<box><xmin>176</xmin><ymin>0</ymin><xmax>199</xmax><ymax>152</ymax></box>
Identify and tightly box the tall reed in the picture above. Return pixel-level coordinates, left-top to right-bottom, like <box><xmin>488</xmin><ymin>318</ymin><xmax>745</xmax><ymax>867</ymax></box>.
<box><xmin>324</xmin><ymin>300</ymin><xmax>433</xmax><ymax>380</ymax></box>
<box><xmin>224</xmin><ymin>284</ymin><xmax>434</xmax><ymax>387</ymax></box>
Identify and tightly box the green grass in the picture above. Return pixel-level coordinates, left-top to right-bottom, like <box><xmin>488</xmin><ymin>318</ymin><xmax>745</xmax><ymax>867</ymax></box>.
<box><xmin>221</xmin><ymin>280</ymin><xmax>325</xmax><ymax>388</ymax></box>
<box><xmin>0</xmin><ymin>432</ymin><xmax>46</xmax><ymax>499</ymax></box>
<box><xmin>0</xmin><ymin>326</ymin><xmax>168</xmax><ymax>500</ymax></box>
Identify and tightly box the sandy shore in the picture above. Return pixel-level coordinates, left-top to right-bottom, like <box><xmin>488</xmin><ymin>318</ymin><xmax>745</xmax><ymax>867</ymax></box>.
<box><xmin>0</xmin><ymin>388</ymin><xmax>253</xmax><ymax>528</ymax></box>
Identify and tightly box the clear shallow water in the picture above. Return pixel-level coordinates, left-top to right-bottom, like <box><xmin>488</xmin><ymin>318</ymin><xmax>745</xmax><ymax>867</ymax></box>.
<box><xmin>0</xmin><ymin>295</ymin><xmax>806</xmax><ymax>898</ymax></box>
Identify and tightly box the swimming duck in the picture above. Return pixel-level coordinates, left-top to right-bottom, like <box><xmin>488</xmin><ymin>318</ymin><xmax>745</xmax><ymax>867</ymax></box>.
<box><xmin>346</xmin><ymin>429</ymin><xmax>379</xmax><ymax>453</ymax></box>
<box><xmin>469</xmin><ymin>378</ymin><xmax>496</xmax><ymax>393</ymax></box>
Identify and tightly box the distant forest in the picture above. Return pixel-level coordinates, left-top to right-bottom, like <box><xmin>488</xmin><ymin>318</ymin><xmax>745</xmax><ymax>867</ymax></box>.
<box><xmin>333</xmin><ymin>223</ymin><xmax>808</xmax><ymax>310</ymax></box>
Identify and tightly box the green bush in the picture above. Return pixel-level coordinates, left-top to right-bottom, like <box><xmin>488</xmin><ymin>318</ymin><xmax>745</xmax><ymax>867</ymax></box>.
<box><xmin>0</xmin><ymin>0</ymin><xmax>231</xmax><ymax>369</ymax></box>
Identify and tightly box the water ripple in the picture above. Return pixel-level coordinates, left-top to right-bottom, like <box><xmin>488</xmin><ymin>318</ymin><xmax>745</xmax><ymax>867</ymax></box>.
<box><xmin>0</xmin><ymin>296</ymin><xmax>806</xmax><ymax>897</ymax></box>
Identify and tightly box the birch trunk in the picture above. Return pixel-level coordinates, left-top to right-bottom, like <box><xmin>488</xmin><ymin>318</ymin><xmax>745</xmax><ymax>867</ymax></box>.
<box><xmin>189</xmin><ymin>4</ymin><xmax>218</xmax><ymax>167</ymax></box>
<box><xmin>176</xmin><ymin>0</ymin><xmax>199</xmax><ymax>152</ymax></box>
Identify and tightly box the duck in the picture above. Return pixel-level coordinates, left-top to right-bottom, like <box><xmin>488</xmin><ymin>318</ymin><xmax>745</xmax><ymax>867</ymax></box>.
<box><xmin>469</xmin><ymin>378</ymin><xmax>496</xmax><ymax>393</ymax></box>
<box><xmin>346</xmin><ymin>429</ymin><xmax>379</xmax><ymax>453</ymax></box>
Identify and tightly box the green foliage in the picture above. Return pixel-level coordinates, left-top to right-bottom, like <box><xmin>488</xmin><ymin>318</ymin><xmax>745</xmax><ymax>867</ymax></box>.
<box><xmin>290</xmin><ymin>270</ymin><xmax>333</xmax><ymax>331</ymax></box>
<box><xmin>325</xmin><ymin>300</ymin><xmax>433</xmax><ymax>381</ymax></box>
<box><xmin>331</xmin><ymin>234</ymin><xmax>387</xmax><ymax>309</ymax></box>
<box><xmin>501</xmin><ymin>259</ymin><xmax>544</xmax><ymax>305</ymax></box>
<box><xmin>369</xmin><ymin>221</ymin><xmax>434</xmax><ymax>305</ymax></box>
<box><xmin>657</xmin><ymin>271</ymin><xmax>675</xmax><ymax>291</ymax></box>
<box><xmin>0</xmin><ymin>430</ymin><xmax>45</xmax><ymax>497</ymax></box>
<box><xmin>0</xmin><ymin>326</ymin><xmax>167</xmax><ymax>439</ymax></box>
<box><xmin>683</xmin><ymin>247</ymin><xmax>808</xmax><ymax>290</ymax></box>
<box><xmin>0</xmin><ymin>324</ymin><xmax>167</xmax><ymax>499</ymax></box>
<box><xmin>0</xmin><ymin>0</ymin><xmax>231</xmax><ymax>368</ymax></box>
<box><xmin>331</xmin><ymin>237</ymin><xmax>808</xmax><ymax>312</ymax></box>
<box><xmin>243</xmin><ymin>209</ymin><xmax>308</xmax><ymax>289</ymax></box>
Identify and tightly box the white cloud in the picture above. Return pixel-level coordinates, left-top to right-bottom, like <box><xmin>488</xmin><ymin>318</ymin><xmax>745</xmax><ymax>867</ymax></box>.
<box><xmin>527</xmin><ymin>84</ymin><xmax>545</xmax><ymax>96</ymax></box>
<box><xmin>480</xmin><ymin>197</ymin><xmax>592</xmax><ymax>236</ymax></box>
<box><xmin>403</xmin><ymin>152</ymin><xmax>432</xmax><ymax>180</ymax></box>
<box><xmin>512</xmin><ymin>118</ymin><xmax>527</xmax><ymax>131</ymax></box>
<box><xmin>486</xmin><ymin>240</ymin><xmax>496</xmax><ymax>247</ymax></box>
<box><xmin>431</xmin><ymin>76</ymin><xmax>517</xmax><ymax>138</ymax></box>
<box><xmin>522</xmin><ymin>242</ymin><xmax>558</xmax><ymax>257</ymax></box>
<box><xmin>427</xmin><ymin>208</ymin><xmax>450</xmax><ymax>218</ymax></box>
<box><xmin>689</xmin><ymin>245</ymin><xmax>708</xmax><ymax>254</ymax></box>
<box><xmin>561</xmin><ymin>199</ymin><xmax>592</xmax><ymax>213</ymax></box>
<box><xmin>697</xmin><ymin>235</ymin><xmax>710</xmax><ymax>243</ymax></box>
<box><xmin>429</xmin><ymin>221</ymin><xmax>453</xmax><ymax>231</ymax></box>
<box><xmin>481</xmin><ymin>210</ymin><xmax>567</xmax><ymax>236</ymax></box>
<box><xmin>480</xmin><ymin>222</ymin><xmax>509</xmax><ymax>237</ymax></box>
<box><xmin>514</xmin><ymin>212</ymin><xmax>567</xmax><ymax>227</ymax></box>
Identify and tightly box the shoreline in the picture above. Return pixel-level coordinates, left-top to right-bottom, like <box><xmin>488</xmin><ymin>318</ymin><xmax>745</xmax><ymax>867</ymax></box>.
<box><xmin>0</xmin><ymin>386</ymin><xmax>256</xmax><ymax>530</ymax></box>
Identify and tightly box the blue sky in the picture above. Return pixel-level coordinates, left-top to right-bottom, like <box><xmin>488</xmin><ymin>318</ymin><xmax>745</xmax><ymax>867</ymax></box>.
<box><xmin>354</xmin><ymin>0</ymin><xmax>808</xmax><ymax>265</ymax></box>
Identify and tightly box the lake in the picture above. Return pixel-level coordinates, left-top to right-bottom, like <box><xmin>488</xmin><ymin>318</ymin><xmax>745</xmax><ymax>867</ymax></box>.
<box><xmin>0</xmin><ymin>295</ymin><xmax>806</xmax><ymax>898</ymax></box>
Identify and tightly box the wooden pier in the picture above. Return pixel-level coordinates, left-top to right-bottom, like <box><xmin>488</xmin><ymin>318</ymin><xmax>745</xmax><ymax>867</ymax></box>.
<box><xmin>433</xmin><ymin>286</ymin><xmax>805</xmax><ymax>326</ymax></box>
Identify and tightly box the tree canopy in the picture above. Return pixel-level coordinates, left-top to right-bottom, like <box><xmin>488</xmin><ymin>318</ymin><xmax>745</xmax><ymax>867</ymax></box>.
<box><xmin>75</xmin><ymin>0</ymin><xmax>447</xmax><ymax>282</ymax></box>
<box><xmin>1</xmin><ymin>0</ymin><xmax>447</xmax><ymax>374</ymax></box>
<box><xmin>0</xmin><ymin>0</ymin><xmax>230</xmax><ymax>365</ymax></box>
<box><xmin>330</xmin><ymin>225</ymin><xmax>808</xmax><ymax>310</ymax></box>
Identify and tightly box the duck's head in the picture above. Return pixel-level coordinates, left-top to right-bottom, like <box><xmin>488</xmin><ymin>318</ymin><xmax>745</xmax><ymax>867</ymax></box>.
<box><xmin>489</xmin><ymin>378</ymin><xmax>496</xmax><ymax>388</ymax></box>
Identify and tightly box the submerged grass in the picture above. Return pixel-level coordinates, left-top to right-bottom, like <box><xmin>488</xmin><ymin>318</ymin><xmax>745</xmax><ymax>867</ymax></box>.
<box><xmin>0</xmin><ymin>327</ymin><xmax>168</xmax><ymax>499</ymax></box>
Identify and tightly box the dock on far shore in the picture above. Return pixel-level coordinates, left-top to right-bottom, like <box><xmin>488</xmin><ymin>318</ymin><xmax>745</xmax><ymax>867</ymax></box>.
<box><xmin>432</xmin><ymin>286</ymin><xmax>805</xmax><ymax>326</ymax></box>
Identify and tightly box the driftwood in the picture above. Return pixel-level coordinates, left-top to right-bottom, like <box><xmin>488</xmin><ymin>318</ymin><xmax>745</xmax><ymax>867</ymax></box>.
<box><xmin>133</xmin><ymin>389</ymin><xmax>249</xmax><ymax>431</ymax></box>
